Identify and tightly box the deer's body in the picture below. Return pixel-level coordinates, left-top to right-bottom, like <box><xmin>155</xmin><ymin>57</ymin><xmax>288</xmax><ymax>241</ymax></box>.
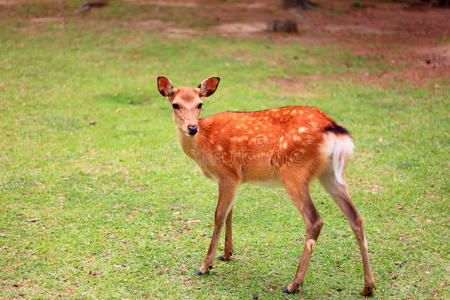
<box><xmin>157</xmin><ymin>77</ymin><xmax>375</xmax><ymax>296</ymax></box>
<box><xmin>178</xmin><ymin>107</ymin><xmax>345</xmax><ymax>185</ymax></box>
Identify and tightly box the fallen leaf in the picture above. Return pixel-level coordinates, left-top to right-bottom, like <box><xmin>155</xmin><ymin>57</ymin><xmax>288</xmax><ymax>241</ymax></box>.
<box><xmin>185</xmin><ymin>219</ymin><xmax>200</xmax><ymax>225</ymax></box>
<box><xmin>88</xmin><ymin>270</ymin><xmax>103</xmax><ymax>276</ymax></box>
<box><xmin>399</xmin><ymin>236</ymin><xmax>408</xmax><ymax>242</ymax></box>
<box><xmin>394</xmin><ymin>261</ymin><xmax>405</xmax><ymax>267</ymax></box>
<box><xmin>25</xmin><ymin>218</ymin><xmax>38</xmax><ymax>222</ymax></box>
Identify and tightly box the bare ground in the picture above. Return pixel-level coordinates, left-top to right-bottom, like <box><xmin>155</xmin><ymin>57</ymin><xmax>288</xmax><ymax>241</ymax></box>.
<box><xmin>130</xmin><ymin>0</ymin><xmax>449</xmax><ymax>86</ymax></box>
<box><xmin>2</xmin><ymin>0</ymin><xmax>449</xmax><ymax>87</ymax></box>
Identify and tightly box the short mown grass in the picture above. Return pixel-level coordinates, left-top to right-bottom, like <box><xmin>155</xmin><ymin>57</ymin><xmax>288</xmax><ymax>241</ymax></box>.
<box><xmin>0</xmin><ymin>1</ymin><xmax>449</xmax><ymax>299</ymax></box>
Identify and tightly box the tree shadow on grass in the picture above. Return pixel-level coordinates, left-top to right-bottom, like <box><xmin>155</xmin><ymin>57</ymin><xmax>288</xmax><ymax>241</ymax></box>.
<box><xmin>93</xmin><ymin>93</ymin><xmax>151</xmax><ymax>106</ymax></box>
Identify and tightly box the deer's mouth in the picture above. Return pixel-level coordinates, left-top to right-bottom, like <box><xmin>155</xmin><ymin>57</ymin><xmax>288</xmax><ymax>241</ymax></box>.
<box><xmin>186</xmin><ymin>131</ymin><xmax>198</xmax><ymax>136</ymax></box>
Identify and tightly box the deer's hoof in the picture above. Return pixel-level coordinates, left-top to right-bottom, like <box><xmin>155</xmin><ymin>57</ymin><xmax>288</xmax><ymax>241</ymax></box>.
<box><xmin>362</xmin><ymin>283</ymin><xmax>375</xmax><ymax>297</ymax></box>
<box><xmin>194</xmin><ymin>265</ymin><xmax>213</xmax><ymax>275</ymax></box>
<box><xmin>283</xmin><ymin>283</ymin><xmax>300</xmax><ymax>294</ymax></box>
<box><xmin>219</xmin><ymin>251</ymin><xmax>233</xmax><ymax>261</ymax></box>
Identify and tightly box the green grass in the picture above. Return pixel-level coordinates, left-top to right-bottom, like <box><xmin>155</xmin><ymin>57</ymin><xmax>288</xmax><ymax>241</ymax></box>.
<box><xmin>0</xmin><ymin>1</ymin><xmax>449</xmax><ymax>299</ymax></box>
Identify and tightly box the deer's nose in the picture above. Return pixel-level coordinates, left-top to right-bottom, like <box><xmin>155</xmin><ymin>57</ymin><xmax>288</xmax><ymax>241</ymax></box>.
<box><xmin>187</xmin><ymin>125</ymin><xmax>198</xmax><ymax>135</ymax></box>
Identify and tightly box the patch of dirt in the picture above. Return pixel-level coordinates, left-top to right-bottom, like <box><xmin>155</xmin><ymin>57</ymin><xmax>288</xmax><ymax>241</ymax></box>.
<box><xmin>430</xmin><ymin>44</ymin><xmax>450</xmax><ymax>59</ymax></box>
<box><xmin>140</xmin><ymin>20</ymin><xmax>197</xmax><ymax>38</ymax></box>
<box><xmin>121</xmin><ymin>0</ymin><xmax>199</xmax><ymax>7</ymax></box>
<box><xmin>3</xmin><ymin>0</ymin><xmax>449</xmax><ymax>87</ymax></box>
<box><xmin>323</xmin><ymin>24</ymin><xmax>395</xmax><ymax>35</ymax></box>
<box><xmin>140</xmin><ymin>20</ymin><xmax>172</xmax><ymax>30</ymax></box>
<box><xmin>269</xmin><ymin>77</ymin><xmax>321</xmax><ymax>98</ymax></box>
<box><xmin>416</xmin><ymin>44</ymin><xmax>450</xmax><ymax>67</ymax></box>
<box><xmin>166</xmin><ymin>27</ymin><xmax>198</xmax><ymax>39</ymax></box>
<box><xmin>234</xmin><ymin>2</ymin><xmax>267</xmax><ymax>9</ymax></box>
<box><xmin>0</xmin><ymin>0</ymin><xmax>17</xmax><ymax>5</ymax></box>
<box><xmin>213</xmin><ymin>22</ymin><xmax>267</xmax><ymax>36</ymax></box>
<box><xmin>30</xmin><ymin>16</ymin><xmax>64</xmax><ymax>22</ymax></box>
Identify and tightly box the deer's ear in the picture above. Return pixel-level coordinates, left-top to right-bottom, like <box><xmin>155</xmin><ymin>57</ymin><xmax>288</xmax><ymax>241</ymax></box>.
<box><xmin>198</xmin><ymin>77</ymin><xmax>220</xmax><ymax>97</ymax></box>
<box><xmin>157</xmin><ymin>76</ymin><xmax>173</xmax><ymax>97</ymax></box>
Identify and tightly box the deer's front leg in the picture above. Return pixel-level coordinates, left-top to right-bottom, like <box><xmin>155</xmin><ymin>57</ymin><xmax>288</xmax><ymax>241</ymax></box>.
<box><xmin>219</xmin><ymin>207</ymin><xmax>233</xmax><ymax>261</ymax></box>
<box><xmin>195</xmin><ymin>179</ymin><xmax>238</xmax><ymax>275</ymax></box>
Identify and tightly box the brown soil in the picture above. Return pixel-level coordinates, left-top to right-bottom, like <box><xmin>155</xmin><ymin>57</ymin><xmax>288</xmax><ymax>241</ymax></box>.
<box><xmin>134</xmin><ymin>0</ymin><xmax>449</xmax><ymax>86</ymax></box>
<box><xmin>3</xmin><ymin>0</ymin><xmax>449</xmax><ymax>87</ymax></box>
<box><xmin>30</xmin><ymin>16</ymin><xmax>64</xmax><ymax>22</ymax></box>
<box><xmin>213</xmin><ymin>22</ymin><xmax>267</xmax><ymax>36</ymax></box>
<box><xmin>122</xmin><ymin>0</ymin><xmax>199</xmax><ymax>7</ymax></box>
<box><xmin>269</xmin><ymin>78</ymin><xmax>321</xmax><ymax>98</ymax></box>
<box><xmin>140</xmin><ymin>20</ymin><xmax>197</xmax><ymax>38</ymax></box>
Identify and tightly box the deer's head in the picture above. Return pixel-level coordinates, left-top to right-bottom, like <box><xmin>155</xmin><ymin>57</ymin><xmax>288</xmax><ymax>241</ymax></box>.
<box><xmin>157</xmin><ymin>76</ymin><xmax>220</xmax><ymax>136</ymax></box>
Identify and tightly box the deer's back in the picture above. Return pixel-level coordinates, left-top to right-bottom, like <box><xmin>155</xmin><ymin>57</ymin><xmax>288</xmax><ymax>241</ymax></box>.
<box><xmin>195</xmin><ymin>106</ymin><xmax>343</xmax><ymax>183</ymax></box>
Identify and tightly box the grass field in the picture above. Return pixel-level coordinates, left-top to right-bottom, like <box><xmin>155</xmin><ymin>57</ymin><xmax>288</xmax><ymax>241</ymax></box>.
<box><xmin>0</xmin><ymin>1</ymin><xmax>449</xmax><ymax>298</ymax></box>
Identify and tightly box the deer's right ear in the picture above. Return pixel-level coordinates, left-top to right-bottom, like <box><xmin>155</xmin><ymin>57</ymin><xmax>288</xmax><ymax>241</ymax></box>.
<box><xmin>157</xmin><ymin>76</ymin><xmax>173</xmax><ymax>97</ymax></box>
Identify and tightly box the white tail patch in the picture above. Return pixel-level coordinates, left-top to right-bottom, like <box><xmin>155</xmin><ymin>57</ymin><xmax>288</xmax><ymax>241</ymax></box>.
<box><xmin>321</xmin><ymin>133</ymin><xmax>354</xmax><ymax>185</ymax></box>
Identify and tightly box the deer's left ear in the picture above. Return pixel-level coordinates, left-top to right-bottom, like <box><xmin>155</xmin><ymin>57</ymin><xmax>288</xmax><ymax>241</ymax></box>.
<box><xmin>198</xmin><ymin>77</ymin><xmax>220</xmax><ymax>97</ymax></box>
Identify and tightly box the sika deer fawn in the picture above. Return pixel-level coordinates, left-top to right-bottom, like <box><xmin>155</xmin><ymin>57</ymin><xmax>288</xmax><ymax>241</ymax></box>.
<box><xmin>157</xmin><ymin>76</ymin><xmax>375</xmax><ymax>296</ymax></box>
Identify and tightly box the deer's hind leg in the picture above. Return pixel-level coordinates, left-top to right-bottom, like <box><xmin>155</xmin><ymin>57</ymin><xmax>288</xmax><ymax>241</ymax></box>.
<box><xmin>280</xmin><ymin>168</ymin><xmax>323</xmax><ymax>294</ymax></box>
<box><xmin>319</xmin><ymin>170</ymin><xmax>375</xmax><ymax>296</ymax></box>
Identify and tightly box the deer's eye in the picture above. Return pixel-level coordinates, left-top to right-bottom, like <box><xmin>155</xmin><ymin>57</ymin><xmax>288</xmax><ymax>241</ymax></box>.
<box><xmin>172</xmin><ymin>103</ymin><xmax>180</xmax><ymax>109</ymax></box>
<box><xmin>197</xmin><ymin>103</ymin><xmax>203</xmax><ymax>109</ymax></box>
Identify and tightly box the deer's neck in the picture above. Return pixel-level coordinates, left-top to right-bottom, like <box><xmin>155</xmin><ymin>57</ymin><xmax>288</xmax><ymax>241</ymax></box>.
<box><xmin>176</xmin><ymin>127</ymin><xmax>198</xmax><ymax>159</ymax></box>
<box><xmin>176</xmin><ymin>118</ymin><xmax>213</xmax><ymax>163</ymax></box>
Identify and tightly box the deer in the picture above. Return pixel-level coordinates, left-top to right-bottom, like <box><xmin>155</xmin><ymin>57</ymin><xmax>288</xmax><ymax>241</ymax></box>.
<box><xmin>156</xmin><ymin>76</ymin><xmax>375</xmax><ymax>296</ymax></box>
